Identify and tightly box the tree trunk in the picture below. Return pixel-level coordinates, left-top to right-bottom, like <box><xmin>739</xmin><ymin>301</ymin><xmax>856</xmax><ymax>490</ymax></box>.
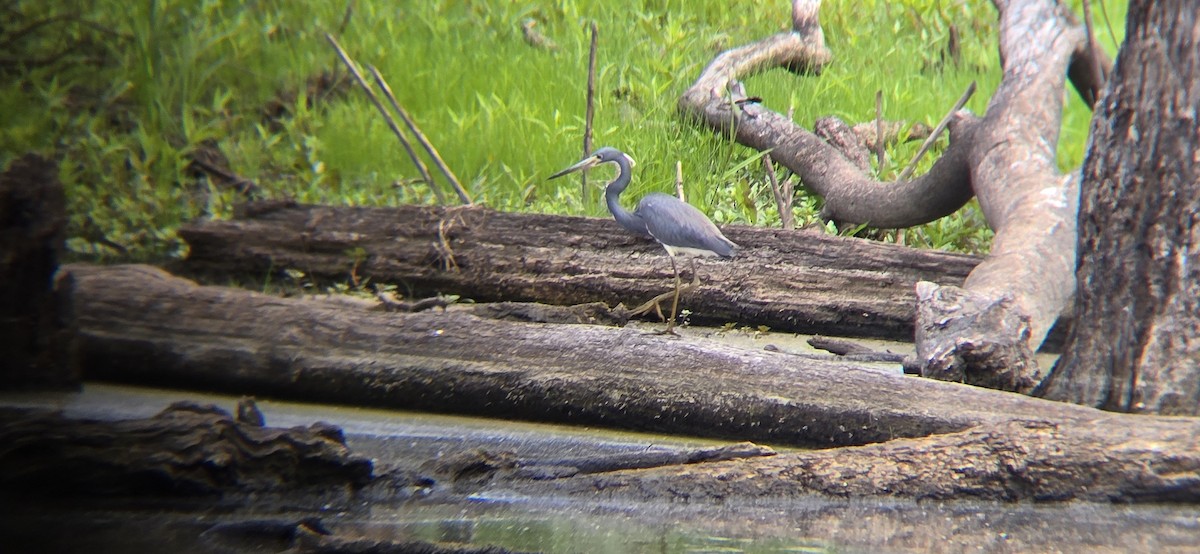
<box><xmin>0</xmin><ymin>154</ymin><xmax>78</xmax><ymax>389</ymax></box>
<box><xmin>1039</xmin><ymin>4</ymin><xmax>1200</xmax><ymax>415</ymax></box>
<box><xmin>176</xmin><ymin>201</ymin><xmax>987</xmax><ymax>343</ymax></box>
<box><xmin>66</xmin><ymin>264</ymin><xmax>1200</xmax><ymax>502</ymax></box>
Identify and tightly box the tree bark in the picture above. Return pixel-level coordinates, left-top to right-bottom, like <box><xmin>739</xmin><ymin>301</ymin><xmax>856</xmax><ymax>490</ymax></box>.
<box><xmin>1039</xmin><ymin>4</ymin><xmax>1200</xmax><ymax>415</ymax></box>
<box><xmin>176</xmin><ymin>201</ymin><xmax>985</xmax><ymax>343</ymax></box>
<box><xmin>66</xmin><ymin>264</ymin><xmax>1200</xmax><ymax>502</ymax></box>
<box><xmin>0</xmin><ymin>154</ymin><xmax>78</xmax><ymax>389</ymax></box>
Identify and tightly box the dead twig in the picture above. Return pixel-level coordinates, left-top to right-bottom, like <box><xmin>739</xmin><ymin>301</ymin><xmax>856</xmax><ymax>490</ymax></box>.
<box><xmin>367</xmin><ymin>64</ymin><xmax>472</xmax><ymax>205</ymax></box>
<box><xmin>188</xmin><ymin>155</ymin><xmax>259</xmax><ymax>197</ymax></box>
<box><xmin>325</xmin><ymin>33</ymin><xmax>445</xmax><ymax>204</ymax></box>
<box><xmin>630</xmin><ymin>270</ymin><xmax>700</xmax><ymax>322</ymax></box>
<box><xmin>433</xmin><ymin>206</ymin><xmax>480</xmax><ymax>272</ymax></box>
<box><xmin>874</xmin><ymin>90</ymin><xmax>886</xmax><ymax>172</ymax></box>
<box><xmin>582</xmin><ymin>21</ymin><xmax>599</xmax><ymax>199</ymax></box>
<box><xmin>674</xmin><ymin>161</ymin><xmax>685</xmax><ymax>202</ymax></box>
<box><xmin>897</xmin><ymin>80</ymin><xmax>976</xmax><ymax>182</ymax></box>
<box><xmin>376</xmin><ymin>292</ymin><xmax>456</xmax><ymax>313</ymax></box>
<box><xmin>764</xmin><ymin>156</ymin><xmax>794</xmax><ymax>230</ymax></box>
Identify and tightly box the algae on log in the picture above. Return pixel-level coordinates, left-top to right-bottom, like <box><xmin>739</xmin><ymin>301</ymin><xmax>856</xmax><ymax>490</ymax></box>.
<box><xmin>176</xmin><ymin>202</ymin><xmax>982</xmax><ymax>342</ymax></box>
<box><xmin>66</xmin><ymin>264</ymin><xmax>1200</xmax><ymax>502</ymax></box>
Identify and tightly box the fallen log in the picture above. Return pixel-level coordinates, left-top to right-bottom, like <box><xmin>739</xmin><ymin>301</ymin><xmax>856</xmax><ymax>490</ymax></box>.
<box><xmin>519</xmin><ymin>415</ymin><xmax>1200</xmax><ymax>503</ymax></box>
<box><xmin>176</xmin><ymin>201</ymin><xmax>982</xmax><ymax>343</ymax></box>
<box><xmin>67</xmin><ymin>264</ymin><xmax>1200</xmax><ymax>502</ymax></box>
<box><xmin>915</xmin><ymin>0</ymin><xmax>1082</xmax><ymax>393</ymax></box>
<box><xmin>0</xmin><ymin>401</ymin><xmax>373</xmax><ymax>497</ymax></box>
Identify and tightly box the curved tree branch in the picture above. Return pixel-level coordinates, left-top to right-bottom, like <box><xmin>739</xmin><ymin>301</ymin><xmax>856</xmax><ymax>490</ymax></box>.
<box><xmin>678</xmin><ymin>0</ymin><xmax>978</xmax><ymax>229</ymax></box>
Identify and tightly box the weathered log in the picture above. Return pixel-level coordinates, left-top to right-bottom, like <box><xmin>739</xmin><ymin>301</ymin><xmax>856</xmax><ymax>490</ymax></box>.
<box><xmin>0</xmin><ymin>402</ymin><xmax>373</xmax><ymax>496</ymax></box>
<box><xmin>73</xmin><ymin>264</ymin><xmax>1057</xmax><ymax>447</ymax></box>
<box><xmin>518</xmin><ymin>415</ymin><xmax>1200</xmax><ymax>504</ymax></box>
<box><xmin>71</xmin><ymin>264</ymin><xmax>975</xmax><ymax>447</ymax></box>
<box><xmin>176</xmin><ymin>202</ymin><xmax>983</xmax><ymax>343</ymax></box>
<box><xmin>0</xmin><ymin>154</ymin><xmax>78</xmax><ymax>389</ymax></box>
<box><xmin>67</xmin><ymin>264</ymin><xmax>1200</xmax><ymax>502</ymax></box>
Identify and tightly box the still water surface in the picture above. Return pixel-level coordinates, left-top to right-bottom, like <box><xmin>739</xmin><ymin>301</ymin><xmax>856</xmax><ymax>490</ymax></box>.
<box><xmin>3</xmin><ymin>383</ymin><xmax>1198</xmax><ymax>553</ymax></box>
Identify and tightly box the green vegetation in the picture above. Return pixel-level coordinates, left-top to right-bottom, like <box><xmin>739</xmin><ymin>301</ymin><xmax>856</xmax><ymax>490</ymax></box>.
<box><xmin>2</xmin><ymin>0</ymin><xmax>1125</xmax><ymax>261</ymax></box>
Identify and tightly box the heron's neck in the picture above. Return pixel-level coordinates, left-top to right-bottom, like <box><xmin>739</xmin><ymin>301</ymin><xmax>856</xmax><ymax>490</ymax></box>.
<box><xmin>603</xmin><ymin>158</ymin><xmax>648</xmax><ymax>236</ymax></box>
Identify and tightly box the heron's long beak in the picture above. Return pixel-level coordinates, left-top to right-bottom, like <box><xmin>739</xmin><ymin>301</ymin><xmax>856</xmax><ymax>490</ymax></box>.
<box><xmin>548</xmin><ymin>155</ymin><xmax>600</xmax><ymax>180</ymax></box>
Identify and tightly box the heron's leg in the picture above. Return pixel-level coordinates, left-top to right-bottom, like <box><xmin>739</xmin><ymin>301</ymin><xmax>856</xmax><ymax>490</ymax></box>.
<box><xmin>662</xmin><ymin>255</ymin><xmax>683</xmax><ymax>335</ymax></box>
<box><xmin>630</xmin><ymin>258</ymin><xmax>700</xmax><ymax>320</ymax></box>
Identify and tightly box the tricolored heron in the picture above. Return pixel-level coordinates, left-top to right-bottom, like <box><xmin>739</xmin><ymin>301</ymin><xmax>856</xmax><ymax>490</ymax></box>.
<box><xmin>549</xmin><ymin>147</ymin><xmax>737</xmax><ymax>334</ymax></box>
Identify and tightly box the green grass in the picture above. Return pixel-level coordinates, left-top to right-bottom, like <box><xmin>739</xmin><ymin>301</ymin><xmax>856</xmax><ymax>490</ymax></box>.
<box><xmin>1</xmin><ymin>0</ymin><xmax>1126</xmax><ymax>260</ymax></box>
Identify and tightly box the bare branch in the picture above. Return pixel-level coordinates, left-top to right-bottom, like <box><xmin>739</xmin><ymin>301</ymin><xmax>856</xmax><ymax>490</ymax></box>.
<box><xmin>325</xmin><ymin>33</ymin><xmax>444</xmax><ymax>204</ymax></box>
<box><xmin>583</xmin><ymin>22</ymin><xmax>599</xmax><ymax>198</ymax></box>
<box><xmin>367</xmin><ymin>65</ymin><xmax>472</xmax><ymax>204</ymax></box>
<box><xmin>897</xmin><ymin>81</ymin><xmax>976</xmax><ymax>182</ymax></box>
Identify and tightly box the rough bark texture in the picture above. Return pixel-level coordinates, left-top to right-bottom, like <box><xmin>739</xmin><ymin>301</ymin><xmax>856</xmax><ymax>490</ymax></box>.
<box><xmin>70</xmin><ymin>264</ymin><xmax>994</xmax><ymax>448</ymax></box>
<box><xmin>0</xmin><ymin>402</ymin><xmax>373</xmax><ymax>496</ymax></box>
<box><xmin>1040</xmin><ymin>4</ymin><xmax>1200</xmax><ymax>415</ymax></box>
<box><xmin>64</xmin><ymin>264</ymin><xmax>1200</xmax><ymax>502</ymax></box>
<box><xmin>914</xmin><ymin>0</ymin><xmax>1082</xmax><ymax>391</ymax></box>
<box><xmin>0</xmin><ymin>154</ymin><xmax>78</xmax><ymax>389</ymax></box>
<box><xmin>177</xmin><ymin>201</ymin><xmax>984</xmax><ymax>343</ymax></box>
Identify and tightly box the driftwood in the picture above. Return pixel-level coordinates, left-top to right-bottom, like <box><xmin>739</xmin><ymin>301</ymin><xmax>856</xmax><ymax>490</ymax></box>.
<box><xmin>0</xmin><ymin>401</ymin><xmax>373</xmax><ymax>496</ymax></box>
<box><xmin>177</xmin><ymin>201</ymin><xmax>987</xmax><ymax>343</ymax></box>
<box><xmin>676</xmin><ymin>0</ymin><xmax>1104</xmax><ymax>392</ymax></box>
<box><xmin>520</xmin><ymin>415</ymin><xmax>1200</xmax><ymax>503</ymax></box>
<box><xmin>67</xmin><ymin>264</ymin><xmax>1200</xmax><ymax>502</ymax></box>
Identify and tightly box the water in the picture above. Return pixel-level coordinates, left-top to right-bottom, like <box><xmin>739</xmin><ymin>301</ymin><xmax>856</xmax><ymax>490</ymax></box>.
<box><xmin>3</xmin><ymin>384</ymin><xmax>1198</xmax><ymax>553</ymax></box>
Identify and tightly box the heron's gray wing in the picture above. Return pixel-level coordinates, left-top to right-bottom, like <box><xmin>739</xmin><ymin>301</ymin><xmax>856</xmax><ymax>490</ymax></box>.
<box><xmin>635</xmin><ymin>193</ymin><xmax>737</xmax><ymax>257</ymax></box>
